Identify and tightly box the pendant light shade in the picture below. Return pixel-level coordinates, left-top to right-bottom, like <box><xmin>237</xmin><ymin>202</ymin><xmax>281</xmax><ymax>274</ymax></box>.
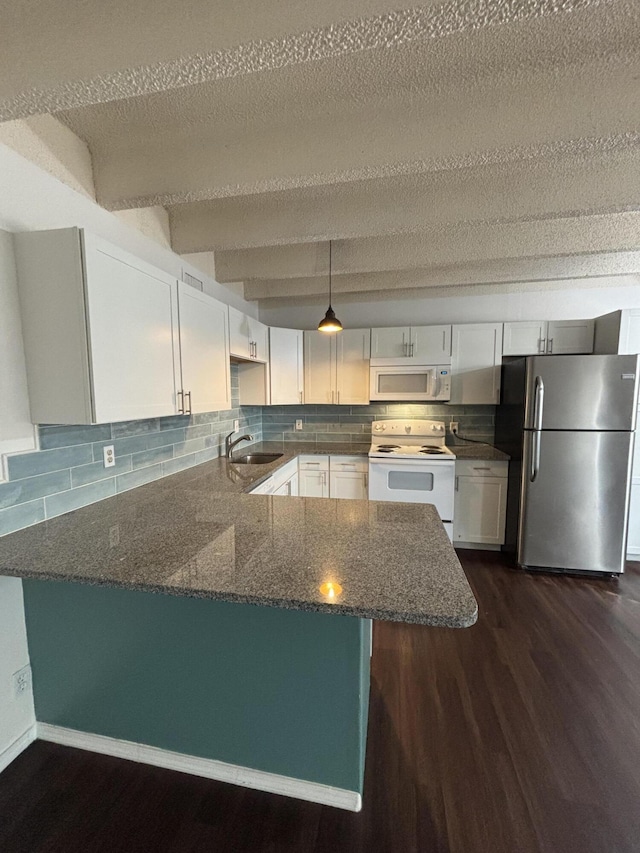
<box><xmin>318</xmin><ymin>240</ymin><xmax>343</xmax><ymax>333</ymax></box>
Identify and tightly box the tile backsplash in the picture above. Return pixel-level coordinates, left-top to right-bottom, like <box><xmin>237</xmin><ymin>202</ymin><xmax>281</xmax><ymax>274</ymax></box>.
<box><xmin>1</xmin><ymin>373</ymin><xmax>495</xmax><ymax>537</ymax></box>
<box><xmin>0</xmin><ymin>365</ymin><xmax>261</xmax><ymax>536</ymax></box>
<box><xmin>261</xmin><ymin>403</ymin><xmax>495</xmax><ymax>447</ymax></box>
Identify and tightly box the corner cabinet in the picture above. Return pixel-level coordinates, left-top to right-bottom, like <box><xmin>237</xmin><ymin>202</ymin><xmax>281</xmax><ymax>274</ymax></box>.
<box><xmin>15</xmin><ymin>228</ymin><xmax>230</xmax><ymax>424</ymax></box>
<box><xmin>453</xmin><ymin>460</ymin><xmax>508</xmax><ymax>547</ymax></box>
<box><xmin>229</xmin><ymin>306</ymin><xmax>268</xmax><ymax>362</ymax></box>
<box><xmin>450</xmin><ymin>324</ymin><xmax>503</xmax><ymax>404</ymax></box>
<box><xmin>304</xmin><ymin>329</ymin><xmax>370</xmax><ymax>405</ymax></box>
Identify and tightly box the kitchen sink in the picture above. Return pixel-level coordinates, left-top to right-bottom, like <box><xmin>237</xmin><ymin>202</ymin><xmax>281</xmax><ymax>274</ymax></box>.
<box><xmin>232</xmin><ymin>453</ymin><xmax>283</xmax><ymax>465</ymax></box>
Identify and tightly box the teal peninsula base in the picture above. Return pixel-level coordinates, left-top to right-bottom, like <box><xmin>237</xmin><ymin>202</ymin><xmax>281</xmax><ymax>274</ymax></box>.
<box><xmin>22</xmin><ymin>580</ymin><xmax>370</xmax><ymax>810</ymax></box>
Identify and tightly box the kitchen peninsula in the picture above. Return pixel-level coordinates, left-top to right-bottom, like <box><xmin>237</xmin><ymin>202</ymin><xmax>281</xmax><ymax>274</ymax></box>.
<box><xmin>0</xmin><ymin>449</ymin><xmax>476</xmax><ymax>811</ymax></box>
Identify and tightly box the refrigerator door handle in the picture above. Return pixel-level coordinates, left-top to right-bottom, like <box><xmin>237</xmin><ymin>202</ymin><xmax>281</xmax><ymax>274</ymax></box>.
<box><xmin>530</xmin><ymin>430</ymin><xmax>541</xmax><ymax>482</ymax></box>
<box><xmin>533</xmin><ymin>375</ymin><xmax>545</xmax><ymax>430</ymax></box>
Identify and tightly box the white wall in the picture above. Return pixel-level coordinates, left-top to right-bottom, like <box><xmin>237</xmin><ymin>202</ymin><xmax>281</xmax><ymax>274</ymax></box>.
<box><xmin>259</xmin><ymin>276</ymin><xmax>640</xmax><ymax>329</ymax></box>
<box><xmin>0</xmin><ymin>577</ymin><xmax>35</xmax><ymax>767</ymax></box>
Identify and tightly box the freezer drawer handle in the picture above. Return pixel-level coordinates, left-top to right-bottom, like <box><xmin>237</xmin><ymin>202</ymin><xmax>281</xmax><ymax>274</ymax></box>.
<box><xmin>621</xmin><ymin>373</ymin><xmax>636</xmax><ymax>380</ymax></box>
<box><xmin>533</xmin><ymin>375</ymin><xmax>545</xmax><ymax>430</ymax></box>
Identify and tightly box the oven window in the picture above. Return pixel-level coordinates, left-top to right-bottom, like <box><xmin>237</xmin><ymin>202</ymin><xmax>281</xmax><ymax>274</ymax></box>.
<box><xmin>377</xmin><ymin>373</ymin><xmax>430</xmax><ymax>394</ymax></box>
<box><xmin>388</xmin><ymin>471</ymin><xmax>434</xmax><ymax>491</ymax></box>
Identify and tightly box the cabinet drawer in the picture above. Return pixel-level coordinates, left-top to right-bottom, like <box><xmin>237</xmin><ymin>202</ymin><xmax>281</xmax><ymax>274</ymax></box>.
<box><xmin>298</xmin><ymin>455</ymin><xmax>329</xmax><ymax>471</ymax></box>
<box><xmin>329</xmin><ymin>455</ymin><xmax>368</xmax><ymax>473</ymax></box>
<box><xmin>455</xmin><ymin>459</ymin><xmax>508</xmax><ymax>478</ymax></box>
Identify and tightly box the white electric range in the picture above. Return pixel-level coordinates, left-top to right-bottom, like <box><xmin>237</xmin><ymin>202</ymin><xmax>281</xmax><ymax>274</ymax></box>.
<box><xmin>368</xmin><ymin>419</ymin><xmax>456</xmax><ymax>541</ymax></box>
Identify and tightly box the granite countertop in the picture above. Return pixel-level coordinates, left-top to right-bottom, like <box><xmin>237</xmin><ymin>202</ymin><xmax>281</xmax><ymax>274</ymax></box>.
<box><xmin>0</xmin><ymin>442</ymin><xmax>477</xmax><ymax>628</ymax></box>
<box><xmin>450</xmin><ymin>443</ymin><xmax>510</xmax><ymax>462</ymax></box>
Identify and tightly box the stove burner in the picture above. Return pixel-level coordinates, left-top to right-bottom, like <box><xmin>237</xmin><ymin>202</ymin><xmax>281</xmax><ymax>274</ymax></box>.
<box><xmin>420</xmin><ymin>447</ymin><xmax>446</xmax><ymax>455</ymax></box>
<box><xmin>377</xmin><ymin>444</ymin><xmax>400</xmax><ymax>451</ymax></box>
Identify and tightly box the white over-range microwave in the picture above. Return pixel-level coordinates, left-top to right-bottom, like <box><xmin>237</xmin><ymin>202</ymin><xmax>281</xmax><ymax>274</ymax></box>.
<box><xmin>369</xmin><ymin>364</ymin><xmax>452</xmax><ymax>401</ymax></box>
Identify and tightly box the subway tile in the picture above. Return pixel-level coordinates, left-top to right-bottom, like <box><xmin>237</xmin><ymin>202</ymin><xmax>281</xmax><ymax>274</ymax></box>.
<box><xmin>0</xmin><ymin>499</ymin><xmax>45</xmax><ymax>536</ymax></box>
<box><xmin>185</xmin><ymin>424</ymin><xmax>212</xmax><ymax>440</ymax></box>
<box><xmin>131</xmin><ymin>445</ymin><xmax>174</xmax><ymax>470</ymax></box>
<box><xmin>350</xmin><ymin>405</ymin><xmax>387</xmax><ymax>414</ymax></box>
<box><xmin>116</xmin><ymin>464</ymin><xmax>164</xmax><ymax>493</ymax></box>
<box><xmin>178</xmin><ymin>437</ymin><xmax>207</xmax><ymax>455</ymax></box>
<box><xmin>162</xmin><ymin>454</ymin><xmax>197</xmax><ymax>476</ymax></box>
<box><xmin>7</xmin><ymin>444</ymin><xmax>93</xmax><ymax>480</ymax></box>
<box><xmin>195</xmin><ymin>447</ymin><xmax>220</xmax><ymax>465</ymax></box>
<box><xmin>45</xmin><ymin>479</ymin><xmax>115</xmax><ymax>519</ymax></box>
<box><xmin>0</xmin><ymin>469</ymin><xmax>71</xmax><ymax>509</ymax></box>
<box><xmin>314</xmin><ymin>432</ymin><xmax>358</xmax><ymax>443</ymax></box>
<box><xmin>158</xmin><ymin>414</ymin><xmax>191</xmax><ymax>431</ymax></box>
<box><xmin>38</xmin><ymin>424</ymin><xmax>112</xmax><ymax>449</ymax></box>
<box><xmin>112</xmin><ymin>418</ymin><xmax>163</xmax><ymax>438</ymax></box>
<box><xmin>191</xmin><ymin>411</ymin><xmax>220</xmax><ymax>425</ymax></box>
<box><xmin>71</xmin><ymin>455</ymin><xmax>133</xmax><ymax>488</ymax></box>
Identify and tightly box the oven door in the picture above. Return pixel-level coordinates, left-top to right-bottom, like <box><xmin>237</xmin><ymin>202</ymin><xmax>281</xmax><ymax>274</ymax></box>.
<box><xmin>369</xmin><ymin>365</ymin><xmax>451</xmax><ymax>401</ymax></box>
<box><xmin>368</xmin><ymin>459</ymin><xmax>455</xmax><ymax>522</ymax></box>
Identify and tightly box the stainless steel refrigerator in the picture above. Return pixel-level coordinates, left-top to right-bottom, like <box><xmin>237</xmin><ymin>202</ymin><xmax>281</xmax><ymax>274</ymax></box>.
<box><xmin>495</xmin><ymin>354</ymin><xmax>639</xmax><ymax>575</ymax></box>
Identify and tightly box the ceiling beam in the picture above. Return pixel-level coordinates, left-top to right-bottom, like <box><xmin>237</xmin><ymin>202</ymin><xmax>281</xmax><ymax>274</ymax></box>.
<box><xmin>3</xmin><ymin>0</ymin><xmax>605</xmax><ymax>121</ymax></box>
<box><xmin>245</xmin><ymin>253</ymin><xmax>640</xmax><ymax>301</ymax></box>
<box><xmin>216</xmin><ymin>211</ymin><xmax>640</xmax><ymax>284</ymax></box>
<box><xmin>170</xmin><ymin>146</ymin><xmax>640</xmax><ymax>254</ymax></box>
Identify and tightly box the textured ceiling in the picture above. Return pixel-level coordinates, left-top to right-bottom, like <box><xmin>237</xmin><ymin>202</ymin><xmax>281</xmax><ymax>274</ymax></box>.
<box><xmin>4</xmin><ymin>0</ymin><xmax>640</xmax><ymax>305</ymax></box>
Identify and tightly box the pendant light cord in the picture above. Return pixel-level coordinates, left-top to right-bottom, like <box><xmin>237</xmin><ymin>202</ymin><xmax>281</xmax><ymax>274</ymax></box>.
<box><xmin>328</xmin><ymin>239</ymin><xmax>332</xmax><ymax>306</ymax></box>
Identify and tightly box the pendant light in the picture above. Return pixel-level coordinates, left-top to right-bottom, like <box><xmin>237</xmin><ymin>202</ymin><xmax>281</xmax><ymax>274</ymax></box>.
<box><xmin>318</xmin><ymin>240</ymin><xmax>343</xmax><ymax>333</ymax></box>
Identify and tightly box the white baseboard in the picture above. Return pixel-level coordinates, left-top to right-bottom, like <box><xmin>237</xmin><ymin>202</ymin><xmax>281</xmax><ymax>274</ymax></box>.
<box><xmin>0</xmin><ymin>724</ymin><xmax>37</xmax><ymax>774</ymax></box>
<box><xmin>37</xmin><ymin>723</ymin><xmax>362</xmax><ymax>812</ymax></box>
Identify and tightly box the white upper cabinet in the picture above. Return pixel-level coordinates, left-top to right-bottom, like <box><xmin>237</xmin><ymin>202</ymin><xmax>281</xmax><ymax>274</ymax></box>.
<box><xmin>15</xmin><ymin>228</ymin><xmax>231</xmax><ymax>424</ymax></box>
<box><xmin>229</xmin><ymin>306</ymin><xmax>268</xmax><ymax>362</ymax></box>
<box><xmin>546</xmin><ymin>320</ymin><xmax>594</xmax><ymax>354</ymax></box>
<box><xmin>177</xmin><ymin>283</ymin><xmax>231</xmax><ymax>414</ymax></box>
<box><xmin>304</xmin><ymin>329</ymin><xmax>370</xmax><ymax>405</ymax></box>
<box><xmin>269</xmin><ymin>327</ymin><xmax>304</xmax><ymax>405</ymax></box>
<box><xmin>370</xmin><ymin>325</ymin><xmax>451</xmax><ymax>363</ymax></box>
<box><xmin>450</xmin><ymin>323</ymin><xmax>503</xmax><ymax>405</ymax></box>
<box><xmin>503</xmin><ymin>320</ymin><xmax>594</xmax><ymax>356</ymax></box>
<box><xmin>15</xmin><ymin>228</ymin><xmax>182</xmax><ymax>424</ymax></box>
<box><xmin>335</xmin><ymin>328</ymin><xmax>371</xmax><ymax>405</ymax></box>
<box><xmin>502</xmin><ymin>321</ymin><xmax>547</xmax><ymax>356</ymax></box>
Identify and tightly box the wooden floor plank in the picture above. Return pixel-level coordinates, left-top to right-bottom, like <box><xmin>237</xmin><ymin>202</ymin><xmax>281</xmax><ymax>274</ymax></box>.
<box><xmin>1</xmin><ymin>553</ymin><xmax>639</xmax><ymax>852</ymax></box>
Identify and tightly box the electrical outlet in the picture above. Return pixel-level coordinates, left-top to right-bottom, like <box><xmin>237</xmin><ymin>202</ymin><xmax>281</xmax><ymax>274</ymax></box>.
<box><xmin>295</xmin><ymin>419</ymin><xmax>303</xmax><ymax>431</ymax></box>
<box><xmin>233</xmin><ymin>419</ymin><xmax>240</xmax><ymax>432</ymax></box>
<box><xmin>12</xmin><ymin>664</ymin><xmax>31</xmax><ymax>699</ymax></box>
<box><xmin>103</xmin><ymin>445</ymin><xmax>115</xmax><ymax>468</ymax></box>
<box><xmin>449</xmin><ymin>421</ymin><xmax>459</xmax><ymax>435</ymax></box>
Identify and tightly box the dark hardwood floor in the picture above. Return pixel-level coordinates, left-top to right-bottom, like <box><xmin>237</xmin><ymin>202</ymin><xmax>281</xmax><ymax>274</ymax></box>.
<box><xmin>2</xmin><ymin>552</ymin><xmax>640</xmax><ymax>852</ymax></box>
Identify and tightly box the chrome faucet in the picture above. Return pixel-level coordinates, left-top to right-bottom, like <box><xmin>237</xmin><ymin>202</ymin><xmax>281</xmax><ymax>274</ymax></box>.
<box><xmin>225</xmin><ymin>431</ymin><xmax>253</xmax><ymax>459</ymax></box>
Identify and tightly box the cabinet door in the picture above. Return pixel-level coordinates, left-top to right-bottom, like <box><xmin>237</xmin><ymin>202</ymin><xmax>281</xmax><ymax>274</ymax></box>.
<box><xmin>298</xmin><ymin>469</ymin><xmax>329</xmax><ymax>497</ymax></box>
<box><xmin>502</xmin><ymin>321</ymin><xmax>546</xmax><ymax>356</ymax></box>
<box><xmin>450</xmin><ymin>324</ymin><xmax>503</xmax><ymax>404</ymax></box>
<box><xmin>84</xmin><ymin>237</ymin><xmax>181</xmax><ymax>423</ymax></box>
<box><xmin>329</xmin><ymin>470</ymin><xmax>367</xmax><ymax>500</ymax></box>
<box><xmin>619</xmin><ymin>310</ymin><xmax>640</xmax><ymax>354</ymax></box>
<box><xmin>289</xmin><ymin>471</ymin><xmax>299</xmax><ymax>497</ymax></box>
<box><xmin>248</xmin><ymin>317</ymin><xmax>269</xmax><ymax>362</ymax></box>
<box><xmin>177</xmin><ymin>283</ymin><xmax>231</xmax><ymax>414</ymax></box>
<box><xmin>410</xmin><ymin>325</ymin><xmax>452</xmax><ymax>362</ymax></box>
<box><xmin>370</xmin><ymin>327</ymin><xmax>410</xmax><ymax>359</ymax></box>
<box><xmin>335</xmin><ymin>328</ymin><xmax>370</xmax><ymax>405</ymax></box>
<box><xmin>304</xmin><ymin>331</ymin><xmax>334</xmax><ymax>404</ymax></box>
<box><xmin>453</xmin><ymin>475</ymin><xmax>507</xmax><ymax>544</ymax></box>
<box><xmin>270</xmin><ymin>327</ymin><xmax>304</xmax><ymax>405</ymax></box>
<box><xmin>546</xmin><ymin>320</ymin><xmax>594</xmax><ymax>354</ymax></box>
<box><xmin>627</xmin><ymin>483</ymin><xmax>640</xmax><ymax>559</ymax></box>
<box><xmin>228</xmin><ymin>306</ymin><xmax>251</xmax><ymax>358</ymax></box>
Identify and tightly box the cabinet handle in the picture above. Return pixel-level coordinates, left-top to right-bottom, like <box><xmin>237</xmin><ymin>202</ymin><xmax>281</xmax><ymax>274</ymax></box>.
<box><xmin>547</xmin><ymin>338</ymin><xmax>553</xmax><ymax>354</ymax></box>
<box><xmin>538</xmin><ymin>338</ymin><xmax>545</xmax><ymax>354</ymax></box>
<box><xmin>364</xmin><ymin>473</ymin><xmax>368</xmax><ymax>488</ymax></box>
<box><xmin>402</xmin><ymin>332</ymin><xmax>406</xmax><ymax>356</ymax></box>
<box><xmin>337</xmin><ymin>390</ymin><xmax>340</xmax><ymax>404</ymax></box>
<box><xmin>299</xmin><ymin>390</ymin><xmax>303</xmax><ymax>403</ymax></box>
<box><xmin>177</xmin><ymin>390</ymin><xmax>185</xmax><ymax>414</ymax></box>
<box><xmin>185</xmin><ymin>391</ymin><xmax>192</xmax><ymax>415</ymax></box>
<box><xmin>410</xmin><ymin>342</ymin><xmax>415</xmax><ymax>357</ymax></box>
<box><xmin>455</xmin><ymin>475</ymin><xmax>459</xmax><ymax>491</ymax></box>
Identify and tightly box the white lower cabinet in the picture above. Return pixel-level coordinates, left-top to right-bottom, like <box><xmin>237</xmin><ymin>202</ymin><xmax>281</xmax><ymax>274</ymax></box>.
<box><xmin>298</xmin><ymin>456</ymin><xmax>330</xmax><ymax>497</ymax></box>
<box><xmin>453</xmin><ymin>460</ymin><xmax>508</xmax><ymax>547</ymax></box>
<box><xmin>329</xmin><ymin>456</ymin><xmax>368</xmax><ymax>500</ymax></box>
